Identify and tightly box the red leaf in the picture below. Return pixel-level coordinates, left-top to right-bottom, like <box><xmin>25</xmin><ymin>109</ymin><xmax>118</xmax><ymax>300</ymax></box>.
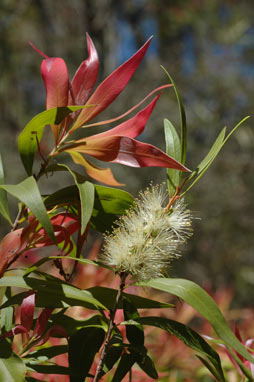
<box><xmin>80</xmin><ymin>84</ymin><xmax>172</xmax><ymax>129</ymax></box>
<box><xmin>0</xmin><ymin>325</ymin><xmax>28</xmax><ymax>339</ymax></box>
<box><xmin>86</xmin><ymin>95</ymin><xmax>160</xmax><ymax>140</ymax></box>
<box><xmin>34</xmin><ymin>324</ymin><xmax>68</xmax><ymax>347</ymax></box>
<box><xmin>70</xmin><ymin>33</ymin><xmax>99</xmax><ymax>106</ymax></box>
<box><xmin>41</xmin><ymin>57</ymin><xmax>70</xmax><ymax>142</ymax></box>
<box><xmin>36</xmin><ymin>224</ymin><xmax>78</xmax><ymax>254</ymax></box>
<box><xmin>21</xmin><ymin>291</ymin><xmax>35</xmax><ymax>332</ymax></box>
<box><xmin>67</xmin><ymin>135</ymin><xmax>190</xmax><ymax>171</ymax></box>
<box><xmin>0</xmin><ymin>229</ymin><xmax>24</xmax><ymax>278</ymax></box>
<box><xmin>72</xmin><ymin>37</ymin><xmax>152</xmax><ymax>129</ymax></box>
<box><xmin>48</xmin><ymin>325</ymin><xmax>68</xmax><ymax>338</ymax></box>
<box><xmin>41</xmin><ymin>58</ymin><xmax>69</xmax><ymax>109</ymax></box>
<box><xmin>50</xmin><ymin>213</ymin><xmax>78</xmax><ymax>228</ymax></box>
<box><xmin>33</xmin><ymin>308</ymin><xmax>54</xmax><ymax>337</ymax></box>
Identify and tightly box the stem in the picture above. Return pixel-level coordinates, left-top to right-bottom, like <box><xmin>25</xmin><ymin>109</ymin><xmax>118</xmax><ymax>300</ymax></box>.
<box><xmin>11</xmin><ymin>204</ymin><xmax>25</xmax><ymax>231</ymax></box>
<box><xmin>93</xmin><ymin>272</ymin><xmax>127</xmax><ymax>382</ymax></box>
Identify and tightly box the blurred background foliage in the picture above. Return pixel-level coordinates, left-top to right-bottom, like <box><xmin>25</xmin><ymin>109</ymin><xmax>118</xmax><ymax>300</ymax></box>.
<box><xmin>0</xmin><ymin>0</ymin><xmax>253</xmax><ymax>306</ymax></box>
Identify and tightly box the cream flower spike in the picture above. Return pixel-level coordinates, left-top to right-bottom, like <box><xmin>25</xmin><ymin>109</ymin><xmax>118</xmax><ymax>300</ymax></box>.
<box><xmin>100</xmin><ymin>184</ymin><xmax>193</xmax><ymax>282</ymax></box>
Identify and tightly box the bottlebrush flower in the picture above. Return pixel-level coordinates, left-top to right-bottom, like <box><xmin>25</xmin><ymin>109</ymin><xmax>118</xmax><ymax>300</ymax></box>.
<box><xmin>100</xmin><ymin>185</ymin><xmax>193</xmax><ymax>281</ymax></box>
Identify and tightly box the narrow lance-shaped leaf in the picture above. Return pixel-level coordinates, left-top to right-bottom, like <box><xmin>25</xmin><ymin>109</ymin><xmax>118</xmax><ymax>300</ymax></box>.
<box><xmin>136</xmin><ymin>278</ymin><xmax>254</xmax><ymax>364</ymax></box>
<box><xmin>20</xmin><ymin>292</ymin><xmax>35</xmax><ymax>332</ymax></box>
<box><xmin>161</xmin><ymin>66</ymin><xmax>187</xmax><ymax>165</ymax></box>
<box><xmin>79</xmin><ymin>84</ymin><xmax>172</xmax><ymax>130</ymax></box>
<box><xmin>102</xmin><ymin>332</ymin><xmax>123</xmax><ymax>376</ymax></box>
<box><xmin>135</xmin><ymin>351</ymin><xmax>158</xmax><ymax>380</ymax></box>
<box><xmin>26</xmin><ymin>363</ymin><xmax>70</xmax><ymax>377</ymax></box>
<box><xmin>0</xmin><ymin>275</ymin><xmax>107</xmax><ymax>311</ymax></box>
<box><xmin>0</xmin><ymin>176</ymin><xmax>55</xmax><ymax>242</ymax></box>
<box><xmin>164</xmin><ymin>119</ymin><xmax>181</xmax><ymax>196</ymax></box>
<box><xmin>183</xmin><ymin>128</ymin><xmax>226</xmax><ymax>195</ymax></box>
<box><xmin>0</xmin><ymin>229</ymin><xmax>24</xmax><ymax>278</ymax></box>
<box><xmin>86</xmin><ymin>286</ymin><xmax>173</xmax><ymax>310</ymax></box>
<box><xmin>63</xmin><ymin>135</ymin><xmax>190</xmax><ymax>171</ymax></box>
<box><xmin>24</xmin><ymin>344</ymin><xmax>68</xmax><ymax>361</ymax></box>
<box><xmin>0</xmin><ymin>153</ymin><xmax>11</xmax><ymax>225</ymax></box>
<box><xmin>0</xmin><ymin>288</ymin><xmax>14</xmax><ymax>333</ymax></box>
<box><xmin>18</xmin><ymin>105</ymin><xmax>91</xmax><ymax>175</ymax></box>
<box><xmin>70</xmin><ymin>33</ymin><xmax>99</xmax><ymax>106</ymax></box>
<box><xmin>0</xmin><ymin>325</ymin><xmax>28</xmax><ymax>339</ymax></box>
<box><xmin>41</xmin><ymin>57</ymin><xmax>69</xmax><ymax>142</ymax></box>
<box><xmin>33</xmin><ymin>308</ymin><xmax>53</xmax><ymax>337</ymax></box>
<box><xmin>85</xmin><ymin>95</ymin><xmax>160</xmax><ymax>140</ymax></box>
<box><xmin>134</xmin><ymin>316</ymin><xmax>225</xmax><ymax>381</ymax></box>
<box><xmin>49</xmin><ymin>163</ymin><xmax>94</xmax><ymax>235</ymax></box>
<box><xmin>112</xmin><ymin>352</ymin><xmax>137</xmax><ymax>382</ymax></box>
<box><xmin>183</xmin><ymin>116</ymin><xmax>250</xmax><ymax>195</ymax></box>
<box><xmin>68</xmin><ymin>327</ymin><xmax>105</xmax><ymax>382</ymax></box>
<box><xmin>72</xmin><ymin>37</ymin><xmax>153</xmax><ymax>130</ymax></box>
<box><xmin>44</xmin><ymin>183</ymin><xmax>134</xmax><ymax>214</ymax></box>
<box><xmin>69</xmin><ymin>151</ymin><xmax>123</xmax><ymax>186</ymax></box>
<box><xmin>123</xmin><ymin>297</ymin><xmax>144</xmax><ymax>347</ymax></box>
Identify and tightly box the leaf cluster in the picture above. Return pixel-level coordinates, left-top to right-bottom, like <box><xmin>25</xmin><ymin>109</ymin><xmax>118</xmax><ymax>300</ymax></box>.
<box><xmin>0</xmin><ymin>35</ymin><xmax>252</xmax><ymax>382</ymax></box>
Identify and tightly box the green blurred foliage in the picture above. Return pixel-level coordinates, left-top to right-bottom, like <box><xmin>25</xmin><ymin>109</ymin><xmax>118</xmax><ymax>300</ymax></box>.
<box><xmin>0</xmin><ymin>0</ymin><xmax>253</xmax><ymax>305</ymax></box>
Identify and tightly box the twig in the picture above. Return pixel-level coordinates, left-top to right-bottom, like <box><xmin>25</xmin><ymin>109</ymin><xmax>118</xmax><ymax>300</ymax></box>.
<box><xmin>11</xmin><ymin>204</ymin><xmax>25</xmax><ymax>231</ymax></box>
<box><xmin>93</xmin><ymin>272</ymin><xmax>127</xmax><ymax>382</ymax></box>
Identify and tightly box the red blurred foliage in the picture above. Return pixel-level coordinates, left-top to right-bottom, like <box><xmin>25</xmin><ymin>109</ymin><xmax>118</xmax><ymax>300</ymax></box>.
<box><xmin>20</xmin><ymin>240</ymin><xmax>253</xmax><ymax>381</ymax></box>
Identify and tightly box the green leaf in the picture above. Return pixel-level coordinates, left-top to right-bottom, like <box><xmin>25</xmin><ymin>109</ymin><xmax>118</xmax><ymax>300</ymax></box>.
<box><xmin>22</xmin><ymin>255</ymin><xmax>105</xmax><ymax>278</ymax></box>
<box><xmin>26</xmin><ymin>363</ymin><xmax>70</xmax><ymax>376</ymax></box>
<box><xmin>196</xmin><ymin>128</ymin><xmax>226</xmax><ymax>173</ymax></box>
<box><xmin>183</xmin><ymin>128</ymin><xmax>226</xmax><ymax>194</ymax></box>
<box><xmin>0</xmin><ymin>291</ymin><xmax>30</xmax><ymax>310</ymax></box>
<box><xmin>94</xmin><ymin>185</ymin><xmax>134</xmax><ymax>215</ymax></box>
<box><xmin>18</xmin><ymin>105</ymin><xmax>91</xmax><ymax>175</ymax></box>
<box><xmin>134</xmin><ymin>316</ymin><xmax>225</xmax><ymax>381</ymax></box>
<box><xmin>123</xmin><ymin>296</ymin><xmax>144</xmax><ymax>347</ymax></box>
<box><xmin>26</xmin><ymin>345</ymin><xmax>68</xmax><ymax>361</ymax></box>
<box><xmin>0</xmin><ymin>177</ymin><xmax>55</xmax><ymax>243</ymax></box>
<box><xmin>0</xmin><ymin>340</ymin><xmax>26</xmax><ymax>382</ymax></box>
<box><xmin>25</xmin><ymin>377</ymin><xmax>44</xmax><ymax>382</ymax></box>
<box><xmin>68</xmin><ymin>326</ymin><xmax>105</xmax><ymax>381</ymax></box>
<box><xmin>92</xmin><ymin>185</ymin><xmax>134</xmax><ymax>233</ymax></box>
<box><xmin>183</xmin><ymin>116</ymin><xmax>250</xmax><ymax>194</ymax></box>
<box><xmin>44</xmin><ymin>185</ymin><xmax>80</xmax><ymax>209</ymax></box>
<box><xmin>0</xmin><ymin>275</ymin><xmax>107</xmax><ymax>311</ymax></box>
<box><xmin>49</xmin><ymin>312</ymin><xmax>107</xmax><ymax>336</ymax></box>
<box><xmin>136</xmin><ymin>352</ymin><xmax>158</xmax><ymax>379</ymax></box>
<box><xmin>112</xmin><ymin>352</ymin><xmax>137</xmax><ymax>382</ymax></box>
<box><xmin>44</xmin><ymin>183</ymin><xmax>134</xmax><ymax>234</ymax></box>
<box><xmin>164</xmin><ymin>119</ymin><xmax>182</xmax><ymax>196</ymax></box>
<box><xmin>47</xmin><ymin>164</ymin><xmax>94</xmax><ymax>235</ymax></box>
<box><xmin>102</xmin><ymin>331</ymin><xmax>123</xmax><ymax>376</ymax></box>
<box><xmin>87</xmin><ymin>286</ymin><xmax>173</xmax><ymax>310</ymax></box>
<box><xmin>90</xmin><ymin>210</ymin><xmax>118</xmax><ymax>233</ymax></box>
<box><xmin>0</xmin><ymin>288</ymin><xmax>14</xmax><ymax>333</ymax></box>
<box><xmin>45</xmin><ymin>182</ymin><xmax>134</xmax><ymax>212</ymax></box>
<box><xmin>197</xmin><ymin>356</ymin><xmax>225</xmax><ymax>382</ymax></box>
<box><xmin>226</xmin><ymin>347</ymin><xmax>254</xmax><ymax>381</ymax></box>
<box><xmin>136</xmin><ymin>278</ymin><xmax>254</xmax><ymax>365</ymax></box>
<box><xmin>162</xmin><ymin>67</ymin><xmax>187</xmax><ymax>165</ymax></box>
<box><xmin>75</xmin><ymin>179</ymin><xmax>94</xmax><ymax>235</ymax></box>
<box><xmin>0</xmin><ymin>154</ymin><xmax>12</xmax><ymax>225</ymax></box>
